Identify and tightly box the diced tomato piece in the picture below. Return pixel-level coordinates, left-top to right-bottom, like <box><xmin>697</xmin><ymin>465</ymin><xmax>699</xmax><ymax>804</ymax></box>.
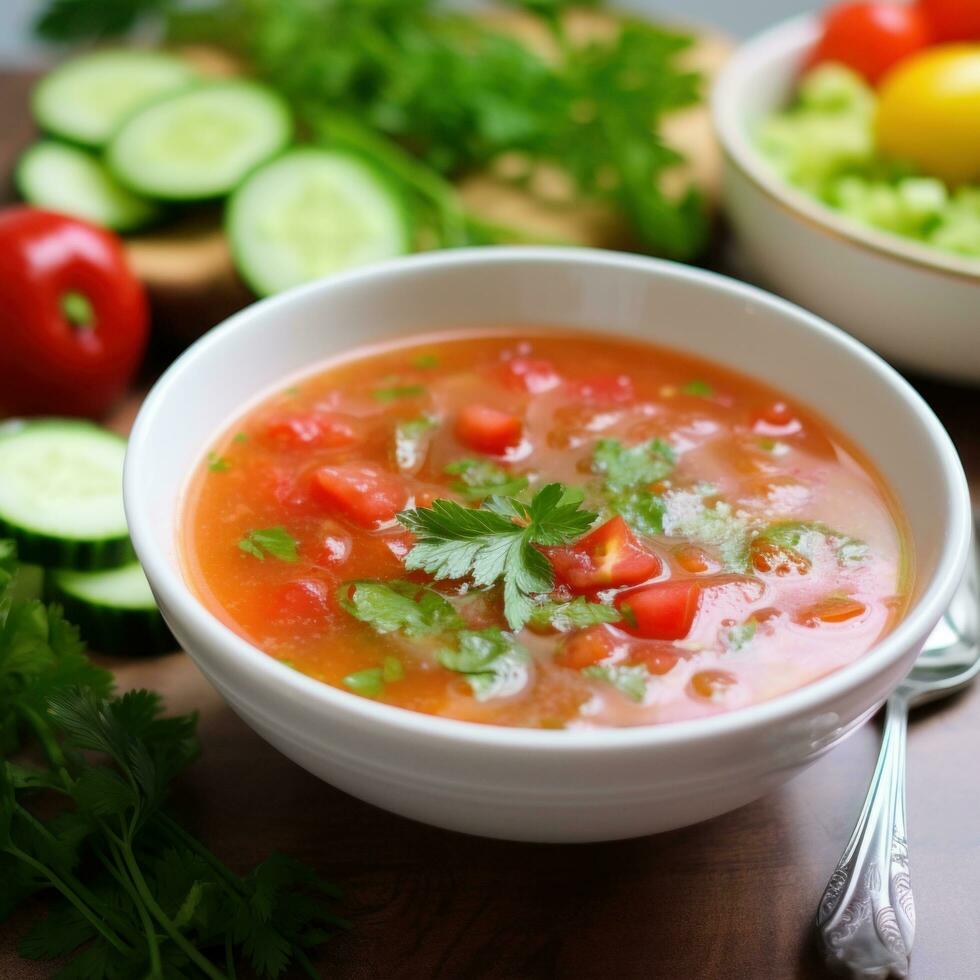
<box><xmin>689</xmin><ymin>669</ymin><xmax>736</xmax><ymax>701</ymax></box>
<box><xmin>750</xmin><ymin>540</ymin><xmax>811</xmax><ymax>577</ymax></box>
<box><xmin>263</xmin><ymin>412</ymin><xmax>357</xmax><ymax>450</ymax></box>
<box><xmin>309</xmin><ymin>522</ymin><xmax>352</xmax><ymax>566</ymax></box>
<box><xmin>627</xmin><ymin>643</ymin><xmax>679</xmax><ymax>675</ymax></box>
<box><xmin>673</xmin><ymin>543</ymin><xmax>715</xmax><ymax>575</ymax></box>
<box><xmin>455</xmin><ymin>405</ymin><xmax>523</xmax><ymax>455</ymax></box>
<box><xmin>575</xmin><ymin>374</ymin><xmax>634</xmax><ymax>403</ymax></box>
<box><xmin>799</xmin><ymin>596</ymin><xmax>867</xmax><ymax>625</ymax></box>
<box><xmin>383</xmin><ymin>531</ymin><xmax>415</xmax><ymax>561</ymax></box>
<box><xmin>500</xmin><ymin>357</ymin><xmax>562</xmax><ymax>394</ymax></box>
<box><xmin>312</xmin><ymin>464</ymin><xmax>408</xmax><ymax>527</ymax></box>
<box><xmin>753</xmin><ymin>401</ymin><xmax>801</xmax><ymax>436</ymax></box>
<box><xmin>616</xmin><ymin>580</ymin><xmax>701</xmax><ymax>641</ymax></box>
<box><xmin>556</xmin><ymin>625</ymin><xmax>620</xmax><ymax>669</ymax></box>
<box><xmin>546</xmin><ymin>516</ymin><xmax>662</xmax><ymax>593</ymax></box>
<box><xmin>273</xmin><ymin>579</ymin><xmax>331</xmax><ymax>624</ymax></box>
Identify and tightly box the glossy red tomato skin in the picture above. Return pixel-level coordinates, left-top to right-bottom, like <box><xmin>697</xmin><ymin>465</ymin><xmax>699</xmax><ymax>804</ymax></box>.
<box><xmin>0</xmin><ymin>208</ymin><xmax>147</xmax><ymax>417</ymax></box>
<box><xmin>546</xmin><ymin>516</ymin><xmax>662</xmax><ymax>592</ymax></box>
<box><xmin>809</xmin><ymin>2</ymin><xmax>932</xmax><ymax>83</ymax></box>
<box><xmin>918</xmin><ymin>0</ymin><xmax>980</xmax><ymax>40</ymax></box>
<box><xmin>262</xmin><ymin>412</ymin><xmax>357</xmax><ymax>450</ymax></box>
<box><xmin>615</xmin><ymin>580</ymin><xmax>702</xmax><ymax>641</ymax></box>
<box><xmin>455</xmin><ymin>405</ymin><xmax>523</xmax><ymax>454</ymax></box>
<box><xmin>312</xmin><ymin>464</ymin><xmax>408</xmax><ymax>528</ymax></box>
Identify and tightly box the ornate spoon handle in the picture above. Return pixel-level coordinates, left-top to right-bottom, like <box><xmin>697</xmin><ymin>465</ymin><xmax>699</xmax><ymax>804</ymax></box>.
<box><xmin>816</xmin><ymin>695</ymin><xmax>915</xmax><ymax>979</ymax></box>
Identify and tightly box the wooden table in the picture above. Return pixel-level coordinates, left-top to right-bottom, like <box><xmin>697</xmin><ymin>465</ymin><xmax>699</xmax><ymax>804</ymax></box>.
<box><xmin>1</xmin><ymin>68</ymin><xmax>978</xmax><ymax>979</ymax></box>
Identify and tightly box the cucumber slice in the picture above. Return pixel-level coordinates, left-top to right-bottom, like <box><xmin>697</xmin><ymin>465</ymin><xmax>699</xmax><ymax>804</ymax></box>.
<box><xmin>106</xmin><ymin>81</ymin><xmax>292</xmax><ymax>201</ymax></box>
<box><xmin>48</xmin><ymin>563</ymin><xmax>176</xmax><ymax>656</ymax></box>
<box><xmin>0</xmin><ymin>420</ymin><xmax>132</xmax><ymax>570</ymax></box>
<box><xmin>16</xmin><ymin>140</ymin><xmax>159</xmax><ymax>232</ymax></box>
<box><xmin>32</xmin><ymin>49</ymin><xmax>197</xmax><ymax>148</ymax></box>
<box><xmin>227</xmin><ymin>148</ymin><xmax>410</xmax><ymax>296</ymax></box>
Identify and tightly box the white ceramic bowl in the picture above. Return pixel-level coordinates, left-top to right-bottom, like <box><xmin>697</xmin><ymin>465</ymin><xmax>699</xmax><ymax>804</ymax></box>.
<box><xmin>713</xmin><ymin>15</ymin><xmax>980</xmax><ymax>384</ymax></box>
<box><xmin>125</xmin><ymin>247</ymin><xmax>971</xmax><ymax>842</ymax></box>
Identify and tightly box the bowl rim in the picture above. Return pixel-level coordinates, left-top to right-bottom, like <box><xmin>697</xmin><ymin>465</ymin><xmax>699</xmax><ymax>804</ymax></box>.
<box><xmin>125</xmin><ymin>246</ymin><xmax>972</xmax><ymax>753</ymax></box>
<box><xmin>711</xmin><ymin>13</ymin><xmax>980</xmax><ymax>285</ymax></box>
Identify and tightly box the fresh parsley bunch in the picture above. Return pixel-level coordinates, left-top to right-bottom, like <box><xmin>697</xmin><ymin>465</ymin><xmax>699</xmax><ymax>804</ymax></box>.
<box><xmin>37</xmin><ymin>0</ymin><xmax>709</xmax><ymax>260</ymax></box>
<box><xmin>0</xmin><ymin>542</ymin><xmax>344</xmax><ymax>979</ymax></box>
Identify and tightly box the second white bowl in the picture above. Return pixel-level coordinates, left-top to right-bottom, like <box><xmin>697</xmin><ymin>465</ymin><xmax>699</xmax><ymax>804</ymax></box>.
<box><xmin>713</xmin><ymin>15</ymin><xmax>980</xmax><ymax>384</ymax></box>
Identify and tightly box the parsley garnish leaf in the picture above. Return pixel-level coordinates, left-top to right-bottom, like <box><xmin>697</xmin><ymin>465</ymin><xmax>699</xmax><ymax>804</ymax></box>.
<box><xmin>723</xmin><ymin>620</ymin><xmax>758</xmax><ymax>652</ymax></box>
<box><xmin>529</xmin><ymin>597</ymin><xmax>621</xmax><ymax>632</ymax></box>
<box><xmin>207</xmin><ymin>452</ymin><xmax>229</xmax><ymax>473</ymax></box>
<box><xmin>398</xmin><ymin>483</ymin><xmax>595</xmax><ymax>629</ymax></box>
<box><xmin>757</xmin><ymin>521</ymin><xmax>869</xmax><ymax>565</ymax></box>
<box><xmin>438</xmin><ymin>628</ymin><xmax>530</xmax><ymax>701</ymax></box>
<box><xmin>238</xmin><ymin>526</ymin><xmax>299</xmax><ymax>562</ymax></box>
<box><xmin>373</xmin><ymin>384</ymin><xmax>426</xmax><ymax>403</ymax></box>
<box><xmin>681</xmin><ymin>380</ymin><xmax>713</xmax><ymax>397</ymax></box>
<box><xmin>445</xmin><ymin>458</ymin><xmax>529</xmax><ymax>500</ymax></box>
<box><xmin>339</xmin><ymin>580</ymin><xmax>464</xmax><ymax>637</ymax></box>
<box><xmin>583</xmin><ymin>663</ymin><xmax>651</xmax><ymax>702</ymax></box>
<box><xmin>592</xmin><ymin>437</ymin><xmax>676</xmax><ymax>493</ymax></box>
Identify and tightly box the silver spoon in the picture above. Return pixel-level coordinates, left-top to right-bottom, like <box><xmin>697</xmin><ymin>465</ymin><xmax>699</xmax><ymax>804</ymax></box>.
<box><xmin>816</xmin><ymin>520</ymin><xmax>979</xmax><ymax>979</ymax></box>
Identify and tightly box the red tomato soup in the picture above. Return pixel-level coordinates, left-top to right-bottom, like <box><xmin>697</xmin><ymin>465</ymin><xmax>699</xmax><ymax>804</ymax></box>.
<box><xmin>182</xmin><ymin>330</ymin><xmax>911</xmax><ymax>729</ymax></box>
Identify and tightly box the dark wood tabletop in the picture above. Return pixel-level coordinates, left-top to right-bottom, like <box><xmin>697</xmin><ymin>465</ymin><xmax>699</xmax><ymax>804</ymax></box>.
<box><xmin>1</xmin><ymin>67</ymin><xmax>978</xmax><ymax>979</ymax></box>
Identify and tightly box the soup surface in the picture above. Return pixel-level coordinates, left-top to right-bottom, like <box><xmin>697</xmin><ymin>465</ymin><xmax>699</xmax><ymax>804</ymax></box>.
<box><xmin>183</xmin><ymin>330</ymin><xmax>910</xmax><ymax>729</ymax></box>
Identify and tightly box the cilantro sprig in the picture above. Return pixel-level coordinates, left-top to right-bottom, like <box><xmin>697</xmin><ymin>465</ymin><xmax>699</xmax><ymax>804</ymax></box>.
<box><xmin>398</xmin><ymin>483</ymin><xmax>596</xmax><ymax>630</ymax></box>
<box><xmin>0</xmin><ymin>541</ymin><xmax>345</xmax><ymax>977</ymax></box>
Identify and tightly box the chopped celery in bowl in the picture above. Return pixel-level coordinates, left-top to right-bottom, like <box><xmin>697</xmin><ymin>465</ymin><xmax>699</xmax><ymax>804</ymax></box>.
<box><xmin>756</xmin><ymin>65</ymin><xmax>980</xmax><ymax>261</ymax></box>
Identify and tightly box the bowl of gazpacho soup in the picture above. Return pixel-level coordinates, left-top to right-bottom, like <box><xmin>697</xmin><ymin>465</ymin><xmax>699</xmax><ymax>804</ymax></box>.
<box><xmin>125</xmin><ymin>247</ymin><xmax>970</xmax><ymax>842</ymax></box>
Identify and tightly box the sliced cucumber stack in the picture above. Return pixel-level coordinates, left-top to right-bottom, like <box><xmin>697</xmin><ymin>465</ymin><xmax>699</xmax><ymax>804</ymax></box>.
<box><xmin>227</xmin><ymin>148</ymin><xmax>410</xmax><ymax>296</ymax></box>
<box><xmin>0</xmin><ymin>420</ymin><xmax>132</xmax><ymax>570</ymax></box>
<box><xmin>16</xmin><ymin>140</ymin><xmax>159</xmax><ymax>232</ymax></box>
<box><xmin>32</xmin><ymin>49</ymin><xmax>197</xmax><ymax>148</ymax></box>
<box><xmin>48</xmin><ymin>562</ymin><xmax>176</xmax><ymax>657</ymax></box>
<box><xmin>106</xmin><ymin>81</ymin><xmax>292</xmax><ymax>201</ymax></box>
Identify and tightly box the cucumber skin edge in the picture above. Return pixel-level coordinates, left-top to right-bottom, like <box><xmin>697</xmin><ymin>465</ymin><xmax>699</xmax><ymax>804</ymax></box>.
<box><xmin>0</xmin><ymin>513</ymin><xmax>134</xmax><ymax>572</ymax></box>
<box><xmin>46</xmin><ymin>573</ymin><xmax>178</xmax><ymax>658</ymax></box>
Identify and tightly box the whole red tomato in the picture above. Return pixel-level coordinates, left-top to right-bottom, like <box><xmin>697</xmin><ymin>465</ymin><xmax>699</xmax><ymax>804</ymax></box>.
<box><xmin>918</xmin><ymin>0</ymin><xmax>980</xmax><ymax>40</ymax></box>
<box><xmin>0</xmin><ymin>208</ymin><xmax>147</xmax><ymax>417</ymax></box>
<box><xmin>809</xmin><ymin>2</ymin><xmax>932</xmax><ymax>83</ymax></box>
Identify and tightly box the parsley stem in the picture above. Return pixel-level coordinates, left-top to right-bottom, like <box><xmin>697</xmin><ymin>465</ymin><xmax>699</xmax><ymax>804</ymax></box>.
<box><xmin>118</xmin><ymin>840</ymin><xmax>229</xmax><ymax>980</ymax></box>
<box><xmin>4</xmin><ymin>843</ymin><xmax>132</xmax><ymax>955</ymax></box>
<box><xmin>17</xmin><ymin>703</ymin><xmax>68</xmax><ymax>773</ymax></box>
<box><xmin>12</xmin><ymin>806</ymin><xmax>137</xmax><ymax>945</ymax></box>
<box><xmin>157</xmin><ymin>813</ymin><xmax>248</xmax><ymax>897</ymax></box>
<box><xmin>225</xmin><ymin>935</ymin><xmax>237</xmax><ymax>979</ymax></box>
<box><xmin>102</xmin><ymin>840</ymin><xmax>163</xmax><ymax>977</ymax></box>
